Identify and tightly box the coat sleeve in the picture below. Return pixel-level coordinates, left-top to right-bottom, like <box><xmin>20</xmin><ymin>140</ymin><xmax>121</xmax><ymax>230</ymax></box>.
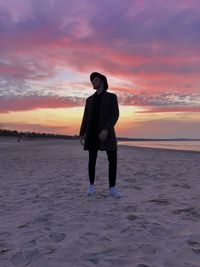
<box><xmin>79</xmin><ymin>99</ymin><xmax>88</xmax><ymax>137</ymax></box>
<box><xmin>104</xmin><ymin>94</ymin><xmax>119</xmax><ymax>131</ymax></box>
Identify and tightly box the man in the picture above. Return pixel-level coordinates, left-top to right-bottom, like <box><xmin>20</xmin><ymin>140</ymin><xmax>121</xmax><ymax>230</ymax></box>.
<box><xmin>79</xmin><ymin>72</ymin><xmax>121</xmax><ymax>198</ymax></box>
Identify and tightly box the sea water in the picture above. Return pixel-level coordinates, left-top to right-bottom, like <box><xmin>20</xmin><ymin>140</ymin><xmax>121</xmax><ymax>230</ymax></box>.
<box><xmin>118</xmin><ymin>140</ymin><xmax>200</xmax><ymax>152</ymax></box>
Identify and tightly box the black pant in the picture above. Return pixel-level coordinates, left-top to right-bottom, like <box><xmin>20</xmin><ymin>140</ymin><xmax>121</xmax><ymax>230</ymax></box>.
<box><xmin>88</xmin><ymin>150</ymin><xmax>117</xmax><ymax>188</ymax></box>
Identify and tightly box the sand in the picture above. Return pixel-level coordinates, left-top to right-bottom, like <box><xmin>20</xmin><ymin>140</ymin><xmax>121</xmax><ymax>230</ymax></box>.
<box><xmin>0</xmin><ymin>138</ymin><xmax>200</xmax><ymax>267</ymax></box>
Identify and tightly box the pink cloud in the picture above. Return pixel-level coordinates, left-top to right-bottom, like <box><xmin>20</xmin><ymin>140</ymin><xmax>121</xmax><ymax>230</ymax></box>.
<box><xmin>0</xmin><ymin>96</ymin><xmax>84</xmax><ymax>113</ymax></box>
<box><xmin>0</xmin><ymin>0</ymin><xmax>200</xmax><ymax>113</ymax></box>
<box><xmin>136</xmin><ymin>107</ymin><xmax>200</xmax><ymax>113</ymax></box>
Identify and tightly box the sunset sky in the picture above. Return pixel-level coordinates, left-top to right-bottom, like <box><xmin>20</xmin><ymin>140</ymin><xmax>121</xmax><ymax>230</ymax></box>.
<box><xmin>0</xmin><ymin>0</ymin><xmax>200</xmax><ymax>138</ymax></box>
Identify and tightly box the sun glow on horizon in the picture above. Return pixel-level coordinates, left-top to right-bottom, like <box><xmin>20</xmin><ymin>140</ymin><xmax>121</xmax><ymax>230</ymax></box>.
<box><xmin>1</xmin><ymin>105</ymin><xmax>199</xmax><ymax>138</ymax></box>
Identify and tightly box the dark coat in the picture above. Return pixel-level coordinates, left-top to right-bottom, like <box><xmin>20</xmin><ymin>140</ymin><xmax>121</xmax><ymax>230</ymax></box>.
<box><xmin>79</xmin><ymin>91</ymin><xmax>119</xmax><ymax>151</ymax></box>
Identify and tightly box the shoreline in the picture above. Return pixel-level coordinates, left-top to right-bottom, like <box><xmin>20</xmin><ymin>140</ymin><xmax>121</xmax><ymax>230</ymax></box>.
<box><xmin>118</xmin><ymin>143</ymin><xmax>200</xmax><ymax>154</ymax></box>
<box><xmin>0</xmin><ymin>136</ymin><xmax>199</xmax><ymax>154</ymax></box>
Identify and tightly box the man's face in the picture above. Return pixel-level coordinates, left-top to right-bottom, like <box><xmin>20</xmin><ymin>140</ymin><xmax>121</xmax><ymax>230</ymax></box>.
<box><xmin>91</xmin><ymin>76</ymin><xmax>102</xmax><ymax>89</ymax></box>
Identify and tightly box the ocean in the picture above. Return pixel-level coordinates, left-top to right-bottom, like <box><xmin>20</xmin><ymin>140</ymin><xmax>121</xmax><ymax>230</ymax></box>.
<box><xmin>118</xmin><ymin>140</ymin><xmax>200</xmax><ymax>152</ymax></box>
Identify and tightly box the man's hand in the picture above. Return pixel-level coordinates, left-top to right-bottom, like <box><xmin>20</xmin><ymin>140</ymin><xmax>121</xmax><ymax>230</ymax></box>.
<box><xmin>99</xmin><ymin>130</ymin><xmax>108</xmax><ymax>142</ymax></box>
<box><xmin>80</xmin><ymin>135</ymin><xmax>85</xmax><ymax>145</ymax></box>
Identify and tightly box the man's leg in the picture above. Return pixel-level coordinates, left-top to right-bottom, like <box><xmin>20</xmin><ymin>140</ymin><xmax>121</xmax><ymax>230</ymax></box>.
<box><xmin>106</xmin><ymin>150</ymin><xmax>117</xmax><ymax>188</ymax></box>
<box><xmin>88</xmin><ymin>150</ymin><xmax>98</xmax><ymax>185</ymax></box>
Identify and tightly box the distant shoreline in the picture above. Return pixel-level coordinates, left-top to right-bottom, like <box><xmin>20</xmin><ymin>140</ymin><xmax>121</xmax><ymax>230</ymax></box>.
<box><xmin>1</xmin><ymin>128</ymin><xmax>200</xmax><ymax>141</ymax></box>
<box><xmin>0</xmin><ymin>135</ymin><xmax>200</xmax><ymax>142</ymax></box>
<box><xmin>1</xmin><ymin>136</ymin><xmax>199</xmax><ymax>154</ymax></box>
<box><xmin>119</xmin><ymin>143</ymin><xmax>200</xmax><ymax>154</ymax></box>
<box><xmin>118</xmin><ymin>138</ymin><xmax>200</xmax><ymax>141</ymax></box>
<box><xmin>118</xmin><ymin>140</ymin><xmax>200</xmax><ymax>153</ymax></box>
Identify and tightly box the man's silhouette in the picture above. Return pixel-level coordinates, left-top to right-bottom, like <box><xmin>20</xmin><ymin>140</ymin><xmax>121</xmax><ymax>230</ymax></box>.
<box><xmin>79</xmin><ymin>72</ymin><xmax>121</xmax><ymax>198</ymax></box>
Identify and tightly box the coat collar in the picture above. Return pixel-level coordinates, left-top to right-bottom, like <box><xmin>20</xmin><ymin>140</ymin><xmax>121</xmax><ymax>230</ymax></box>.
<box><xmin>92</xmin><ymin>90</ymin><xmax>107</xmax><ymax>98</ymax></box>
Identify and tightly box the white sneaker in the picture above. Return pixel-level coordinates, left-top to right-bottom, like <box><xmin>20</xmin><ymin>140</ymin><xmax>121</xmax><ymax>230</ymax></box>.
<box><xmin>109</xmin><ymin>187</ymin><xmax>121</xmax><ymax>198</ymax></box>
<box><xmin>87</xmin><ymin>185</ymin><xmax>95</xmax><ymax>195</ymax></box>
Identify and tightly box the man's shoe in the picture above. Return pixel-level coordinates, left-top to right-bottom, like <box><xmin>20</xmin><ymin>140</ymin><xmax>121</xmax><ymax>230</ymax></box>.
<box><xmin>87</xmin><ymin>185</ymin><xmax>95</xmax><ymax>195</ymax></box>
<box><xmin>109</xmin><ymin>187</ymin><xmax>121</xmax><ymax>198</ymax></box>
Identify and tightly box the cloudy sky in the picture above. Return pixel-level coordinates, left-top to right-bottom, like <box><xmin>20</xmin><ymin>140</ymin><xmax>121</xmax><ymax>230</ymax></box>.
<box><xmin>0</xmin><ymin>0</ymin><xmax>200</xmax><ymax>138</ymax></box>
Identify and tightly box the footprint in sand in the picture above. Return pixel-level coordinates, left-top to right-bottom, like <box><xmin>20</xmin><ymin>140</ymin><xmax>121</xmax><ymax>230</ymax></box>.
<box><xmin>38</xmin><ymin>245</ymin><xmax>56</xmax><ymax>255</ymax></box>
<box><xmin>147</xmin><ymin>198</ymin><xmax>170</xmax><ymax>205</ymax></box>
<box><xmin>35</xmin><ymin>213</ymin><xmax>53</xmax><ymax>223</ymax></box>
<box><xmin>149</xmin><ymin>225</ymin><xmax>165</xmax><ymax>237</ymax></box>
<box><xmin>0</xmin><ymin>242</ymin><xmax>13</xmax><ymax>257</ymax></box>
<box><xmin>127</xmin><ymin>214</ymin><xmax>138</xmax><ymax>221</ymax></box>
<box><xmin>123</xmin><ymin>205</ymin><xmax>138</xmax><ymax>213</ymax></box>
<box><xmin>11</xmin><ymin>251</ymin><xmax>31</xmax><ymax>266</ymax></box>
<box><xmin>83</xmin><ymin>248</ymin><xmax>117</xmax><ymax>261</ymax></box>
<box><xmin>20</xmin><ymin>239</ymin><xmax>37</xmax><ymax>250</ymax></box>
<box><xmin>187</xmin><ymin>241</ymin><xmax>200</xmax><ymax>254</ymax></box>
<box><xmin>0</xmin><ymin>231</ymin><xmax>11</xmax><ymax>241</ymax></box>
<box><xmin>96</xmin><ymin>236</ymin><xmax>111</xmax><ymax>243</ymax></box>
<box><xmin>17</xmin><ymin>222</ymin><xmax>30</xmax><ymax>229</ymax></box>
<box><xmin>10</xmin><ymin>249</ymin><xmax>39</xmax><ymax>266</ymax></box>
<box><xmin>138</xmin><ymin>244</ymin><xmax>156</xmax><ymax>255</ymax></box>
<box><xmin>132</xmin><ymin>185</ymin><xmax>142</xmax><ymax>190</ymax></box>
<box><xmin>136</xmin><ymin>264</ymin><xmax>150</xmax><ymax>267</ymax></box>
<box><xmin>49</xmin><ymin>232</ymin><xmax>66</xmax><ymax>243</ymax></box>
<box><xmin>80</xmin><ymin>232</ymin><xmax>99</xmax><ymax>242</ymax></box>
<box><xmin>173</xmin><ymin>207</ymin><xmax>200</xmax><ymax>218</ymax></box>
<box><xmin>182</xmin><ymin>183</ymin><xmax>191</xmax><ymax>189</ymax></box>
<box><xmin>172</xmin><ymin>183</ymin><xmax>191</xmax><ymax>189</ymax></box>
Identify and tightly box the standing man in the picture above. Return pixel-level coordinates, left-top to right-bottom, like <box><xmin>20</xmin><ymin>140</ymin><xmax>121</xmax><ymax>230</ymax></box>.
<box><xmin>79</xmin><ymin>72</ymin><xmax>121</xmax><ymax>198</ymax></box>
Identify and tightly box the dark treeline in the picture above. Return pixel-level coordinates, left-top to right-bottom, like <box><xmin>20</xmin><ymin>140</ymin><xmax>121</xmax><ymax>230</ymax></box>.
<box><xmin>0</xmin><ymin>129</ymin><xmax>78</xmax><ymax>140</ymax></box>
<box><xmin>1</xmin><ymin>129</ymin><xmax>199</xmax><ymax>141</ymax></box>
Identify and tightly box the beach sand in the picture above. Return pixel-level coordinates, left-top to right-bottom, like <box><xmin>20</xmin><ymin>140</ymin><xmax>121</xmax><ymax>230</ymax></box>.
<box><xmin>0</xmin><ymin>138</ymin><xmax>200</xmax><ymax>267</ymax></box>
